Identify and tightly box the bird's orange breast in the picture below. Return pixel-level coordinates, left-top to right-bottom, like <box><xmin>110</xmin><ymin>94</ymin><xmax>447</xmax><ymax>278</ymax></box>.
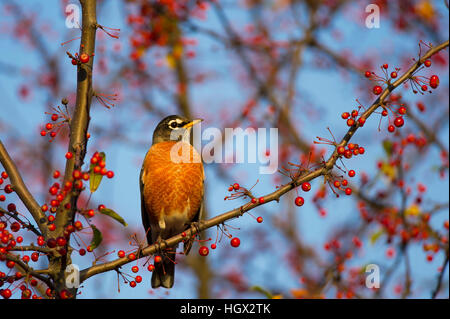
<box><xmin>142</xmin><ymin>141</ymin><xmax>204</xmax><ymax>224</ymax></box>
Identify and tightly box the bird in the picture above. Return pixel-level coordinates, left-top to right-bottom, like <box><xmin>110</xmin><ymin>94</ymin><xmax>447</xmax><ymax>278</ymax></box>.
<box><xmin>140</xmin><ymin>115</ymin><xmax>204</xmax><ymax>289</ymax></box>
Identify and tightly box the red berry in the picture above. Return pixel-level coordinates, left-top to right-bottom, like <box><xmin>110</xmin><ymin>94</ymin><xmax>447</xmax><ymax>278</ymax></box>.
<box><xmin>1</xmin><ymin>289</ymin><xmax>11</xmax><ymax>299</ymax></box>
<box><xmin>364</xmin><ymin>71</ymin><xmax>371</xmax><ymax>78</ymax></box>
<box><xmin>4</xmin><ymin>184</ymin><xmax>13</xmax><ymax>194</ymax></box>
<box><xmin>131</xmin><ymin>266</ymin><xmax>139</xmax><ymax>273</ymax></box>
<box><xmin>10</xmin><ymin>222</ymin><xmax>20</xmax><ymax>232</ymax></box>
<box><xmin>45</xmin><ymin>288</ymin><xmax>53</xmax><ymax>298</ymax></box>
<box><xmin>147</xmin><ymin>264</ymin><xmax>155</xmax><ymax>272</ymax></box>
<box><xmin>398</xmin><ymin>106</ymin><xmax>407</xmax><ymax>115</ymax></box>
<box><xmin>79</xmin><ymin>53</ymin><xmax>90</xmax><ymax>64</ymax></box>
<box><xmin>106</xmin><ymin>171</ymin><xmax>114</xmax><ymax>179</ymax></box>
<box><xmin>348</xmin><ymin>170</ymin><xmax>356</xmax><ymax>177</ymax></box>
<box><xmin>382</xmin><ymin>63</ymin><xmax>388</xmax><ymax>69</ymax></box>
<box><xmin>31</xmin><ymin>252</ymin><xmax>39</xmax><ymax>262</ymax></box>
<box><xmin>79</xmin><ymin>249</ymin><xmax>86</xmax><ymax>256</ymax></box>
<box><xmin>72</xmin><ymin>170</ymin><xmax>82</xmax><ymax>180</ymax></box>
<box><xmin>301</xmin><ymin>182</ymin><xmax>311</xmax><ymax>192</ymax></box>
<box><xmin>258</xmin><ymin>197</ymin><xmax>265</xmax><ymax>204</ymax></box>
<box><xmin>1</xmin><ymin>172</ymin><xmax>8</xmax><ymax>179</ymax></box>
<box><xmin>71</xmin><ymin>59</ymin><xmax>78</xmax><ymax>65</ymax></box>
<box><xmin>40</xmin><ymin>130</ymin><xmax>47</xmax><ymax>137</ymax></box>
<box><xmin>230</xmin><ymin>237</ymin><xmax>240</xmax><ymax>248</ymax></box>
<box><xmin>128</xmin><ymin>253</ymin><xmax>136</xmax><ymax>261</ymax></box>
<box><xmin>373</xmin><ymin>85</ymin><xmax>382</xmax><ymax>95</ymax></box>
<box><xmin>65</xmin><ymin>152</ymin><xmax>73</xmax><ymax>159</ymax></box>
<box><xmin>341</xmin><ymin>112</ymin><xmax>350</xmax><ymax>119</ymax></box>
<box><xmin>386</xmin><ymin>248</ymin><xmax>395</xmax><ymax>258</ymax></box>
<box><xmin>56</xmin><ymin>237</ymin><xmax>67</xmax><ymax>246</ymax></box>
<box><xmin>47</xmin><ymin>238</ymin><xmax>57</xmax><ymax>248</ymax></box>
<box><xmin>211</xmin><ymin>243</ymin><xmax>217</xmax><ymax>249</ymax></box>
<box><xmin>390</xmin><ymin>71</ymin><xmax>397</xmax><ymax>78</ymax></box>
<box><xmin>388</xmin><ymin>125</ymin><xmax>395</xmax><ymax>133</ymax></box>
<box><xmin>346</xmin><ymin>118</ymin><xmax>355</xmax><ymax>126</ymax></box>
<box><xmin>295</xmin><ymin>196</ymin><xmax>305</xmax><ymax>206</ymax></box>
<box><xmin>345</xmin><ymin>187</ymin><xmax>352</xmax><ymax>195</ymax></box>
<box><xmin>87</xmin><ymin>209</ymin><xmax>95</xmax><ymax>218</ymax></box>
<box><xmin>251</xmin><ymin>198</ymin><xmax>257</xmax><ymax>204</ymax></box>
<box><xmin>341</xmin><ymin>179</ymin><xmax>348</xmax><ymax>186</ymax></box>
<box><xmin>135</xmin><ymin>276</ymin><xmax>142</xmax><ymax>283</ymax></box>
<box><xmin>256</xmin><ymin>216</ymin><xmax>263</xmax><ymax>223</ymax></box>
<box><xmin>129</xmin><ymin>281</ymin><xmax>136</xmax><ymax>288</ymax></box>
<box><xmin>358</xmin><ymin>117</ymin><xmax>366</xmax><ymax>126</ymax></box>
<box><xmin>74</xmin><ymin>221</ymin><xmax>83</xmax><ymax>230</ymax></box>
<box><xmin>51</xmin><ymin>114</ymin><xmax>58</xmax><ymax>121</ymax></box>
<box><xmin>429</xmin><ymin>75</ymin><xmax>439</xmax><ymax>89</ymax></box>
<box><xmin>424</xmin><ymin>60</ymin><xmax>431</xmax><ymax>67</ymax></box>
<box><xmin>344</xmin><ymin>149</ymin><xmax>352</xmax><ymax>159</ymax></box>
<box><xmin>199</xmin><ymin>246</ymin><xmax>209</xmax><ymax>256</ymax></box>
<box><xmin>421</xmin><ymin>84</ymin><xmax>428</xmax><ymax>91</ymax></box>
<box><xmin>233</xmin><ymin>183</ymin><xmax>240</xmax><ymax>190</ymax></box>
<box><xmin>118</xmin><ymin>250</ymin><xmax>125</xmax><ymax>258</ymax></box>
<box><xmin>381</xmin><ymin>109</ymin><xmax>388</xmax><ymax>117</ymax></box>
<box><xmin>154</xmin><ymin>255</ymin><xmax>162</xmax><ymax>263</ymax></box>
<box><xmin>337</xmin><ymin>146</ymin><xmax>345</xmax><ymax>155</ymax></box>
<box><xmin>394</xmin><ymin>117</ymin><xmax>404</xmax><ymax>127</ymax></box>
<box><xmin>53</xmin><ymin>170</ymin><xmax>61</xmax><ymax>179</ymax></box>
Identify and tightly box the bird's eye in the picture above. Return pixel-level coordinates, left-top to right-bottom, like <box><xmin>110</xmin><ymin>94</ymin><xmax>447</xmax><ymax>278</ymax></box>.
<box><xmin>169</xmin><ymin>121</ymin><xmax>178</xmax><ymax>129</ymax></box>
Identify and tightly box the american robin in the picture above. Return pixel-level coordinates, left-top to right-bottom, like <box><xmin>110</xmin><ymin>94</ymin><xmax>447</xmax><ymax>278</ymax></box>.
<box><xmin>140</xmin><ymin>115</ymin><xmax>204</xmax><ymax>289</ymax></box>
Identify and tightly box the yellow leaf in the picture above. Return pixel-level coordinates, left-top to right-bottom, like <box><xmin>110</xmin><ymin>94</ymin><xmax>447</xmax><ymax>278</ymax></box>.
<box><xmin>370</xmin><ymin>228</ymin><xmax>384</xmax><ymax>245</ymax></box>
<box><xmin>380</xmin><ymin>162</ymin><xmax>397</xmax><ymax>180</ymax></box>
<box><xmin>166</xmin><ymin>54</ymin><xmax>176</xmax><ymax>69</ymax></box>
<box><xmin>405</xmin><ymin>204</ymin><xmax>421</xmax><ymax>216</ymax></box>
<box><xmin>415</xmin><ymin>0</ymin><xmax>435</xmax><ymax>21</ymax></box>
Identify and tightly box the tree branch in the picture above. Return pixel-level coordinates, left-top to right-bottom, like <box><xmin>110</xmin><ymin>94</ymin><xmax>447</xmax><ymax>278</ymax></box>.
<box><xmin>55</xmin><ymin>0</ymin><xmax>97</xmax><ymax>236</ymax></box>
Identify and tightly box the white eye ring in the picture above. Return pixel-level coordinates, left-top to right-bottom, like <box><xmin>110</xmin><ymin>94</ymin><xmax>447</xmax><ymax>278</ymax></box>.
<box><xmin>168</xmin><ymin>119</ymin><xmax>183</xmax><ymax>129</ymax></box>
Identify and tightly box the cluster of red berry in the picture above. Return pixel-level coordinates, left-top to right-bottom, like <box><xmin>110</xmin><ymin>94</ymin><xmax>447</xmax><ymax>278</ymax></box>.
<box><xmin>0</xmin><ymin>171</ymin><xmax>11</xmax><ymax>202</ymax></box>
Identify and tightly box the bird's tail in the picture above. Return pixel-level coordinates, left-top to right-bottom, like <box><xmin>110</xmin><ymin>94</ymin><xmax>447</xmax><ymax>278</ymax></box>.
<box><xmin>151</xmin><ymin>250</ymin><xmax>176</xmax><ymax>289</ymax></box>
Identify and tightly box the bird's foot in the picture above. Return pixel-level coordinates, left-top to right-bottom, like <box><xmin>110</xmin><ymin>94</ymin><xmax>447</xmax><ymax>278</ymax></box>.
<box><xmin>189</xmin><ymin>220</ymin><xmax>203</xmax><ymax>235</ymax></box>
<box><xmin>155</xmin><ymin>236</ymin><xmax>170</xmax><ymax>257</ymax></box>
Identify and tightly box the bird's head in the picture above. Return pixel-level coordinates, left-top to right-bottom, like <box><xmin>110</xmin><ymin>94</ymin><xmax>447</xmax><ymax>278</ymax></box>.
<box><xmin>152</xmin><ymin>115</ymin><xmax>203</xmax><ymax>145</ymax></box>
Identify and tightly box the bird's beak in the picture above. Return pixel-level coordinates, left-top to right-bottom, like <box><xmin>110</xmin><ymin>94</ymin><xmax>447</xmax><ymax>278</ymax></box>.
<box><xmin>183</xmin><ymin>119</ymin><xmax>203</xmax><ymax>129</ymax></box>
